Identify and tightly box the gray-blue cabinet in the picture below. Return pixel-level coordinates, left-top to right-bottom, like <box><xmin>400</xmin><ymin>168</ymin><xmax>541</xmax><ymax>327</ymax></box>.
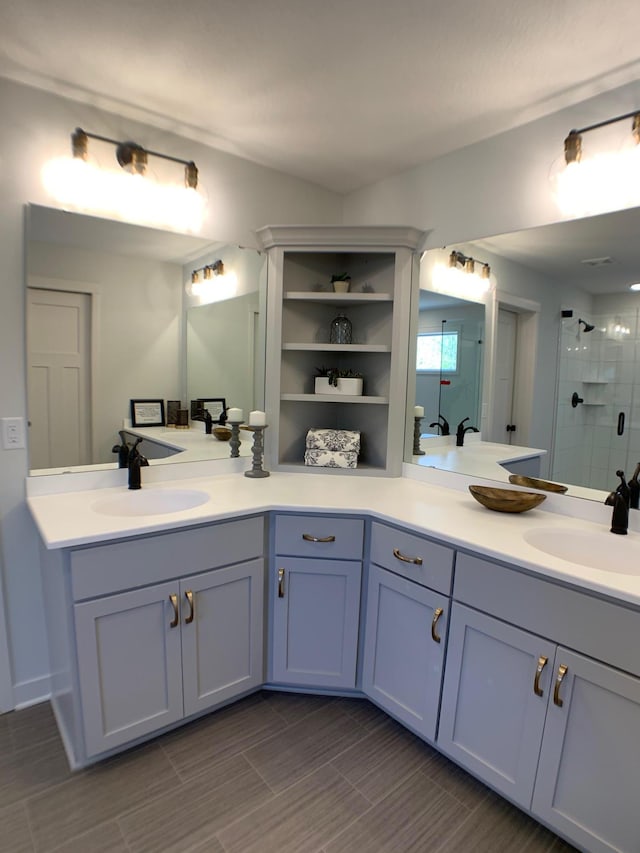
<box><xmin>438</xmin><ymin>603</ymin><xmax>556</xmax><ymax>807</ymax></box>
<box><xmin>75</xmin><ymin>559</ymin><xmax>264</xmax><ymax>757</ymax></box>
<box><xmin>362</xmin><ymin>564</ymin><xmax>448</xmax><ymax>741</ymax></box>
<box><xmin>271</xmin><ymin>513</ymin><xmax>363</xmax><ymax>688</ymax></box>
<box><xmin>532</xmin><ymin>648</ymin><xmax>640</xmax><ymax>853</ymax></box>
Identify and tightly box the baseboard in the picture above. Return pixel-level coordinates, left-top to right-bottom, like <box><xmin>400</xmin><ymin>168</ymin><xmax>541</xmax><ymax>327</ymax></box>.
<box><xmin>13</xmin><ymin>674</ymin><xmax>51</xmax><ymax>709</ymax></box>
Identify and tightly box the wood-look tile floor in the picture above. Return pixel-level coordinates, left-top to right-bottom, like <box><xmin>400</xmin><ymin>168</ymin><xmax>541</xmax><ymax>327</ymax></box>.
<box><xmin>0</xmin><ymin>692</ymin><xmax>580</xmax><ymax>853</ymax></box>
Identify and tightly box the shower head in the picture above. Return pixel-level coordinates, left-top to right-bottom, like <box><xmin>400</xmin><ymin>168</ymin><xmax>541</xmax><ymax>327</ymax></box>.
<box><xmin>578</xmin><ymin>318</ymin><xmax>595</xmax><ymax>333</ymax></box>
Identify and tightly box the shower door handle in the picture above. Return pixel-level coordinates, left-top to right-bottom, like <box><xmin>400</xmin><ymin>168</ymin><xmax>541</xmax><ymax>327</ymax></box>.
<box><xmin>618</xmin><ymin>412</ymin><xmax>625</xmax><ymax>436</ymax></box>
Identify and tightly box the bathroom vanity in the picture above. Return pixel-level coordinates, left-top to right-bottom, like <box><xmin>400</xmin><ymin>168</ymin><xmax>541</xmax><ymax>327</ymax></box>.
<box><xmin>28</xmin><ymin>469</ymin><xmax>640</xmax><ymax>853</ymax></box>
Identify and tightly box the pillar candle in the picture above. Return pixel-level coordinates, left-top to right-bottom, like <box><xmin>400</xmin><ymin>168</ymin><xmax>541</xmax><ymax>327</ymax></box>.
<box><xmin>227</xmin><ymin>407</ymin><xmax>243</xmax><ymax>421</ymax></box>
<box><xmin>249</xmin><ymin>410</ymin><xmax>267</xmax><ymax>426</ymax></box>
<box><xmin>414</xmin><ymin>405</ymin><xmax>425</xmax><ymax>417</ymax></box>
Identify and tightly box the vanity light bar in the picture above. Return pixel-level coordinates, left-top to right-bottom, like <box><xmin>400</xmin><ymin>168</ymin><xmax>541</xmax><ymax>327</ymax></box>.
<box><xmin>448</xmin><ymin>250</ymin><xmax>491</xmax><ymax>278</ymax></box>
<box><xmin>563</xmin><ymin>110</ymin><xmax>640</xmax><ymax>164</ymax></box>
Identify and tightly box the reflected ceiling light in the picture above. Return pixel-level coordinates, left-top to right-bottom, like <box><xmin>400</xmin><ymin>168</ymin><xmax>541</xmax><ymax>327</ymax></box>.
<box><xmin>552</xmin><ymin>110</ymin><xmax>640</xmax><ymax>217</ymax></box>
<box><xmin>42</xmin><ymin>128</ymin><xmax>205</xmax><ymax>233</ymax></box>
<box><xmin>188</xmin><ymin>259</ymin><xmax>237</xmax><ymax>304</ymax></box>
<box><xmin>629</xmin><ymin>282</ymin><xmax>640</xmax><ymax>291</ymax></box>
<box><xmin>433</xmin><ymin>250</ymin><xmax>492</xmax><ymax>298</ymax></box>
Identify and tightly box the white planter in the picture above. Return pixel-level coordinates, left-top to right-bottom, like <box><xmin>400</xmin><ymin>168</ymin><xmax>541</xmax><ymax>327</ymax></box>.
<box><xmin>332</xmin><ymin>280</ymin><xmax>351</xmax><ymax>293</ymax></box>
<box><xmin>315</xmin><ymin>376</ymin><xmax>363</xmax><ymax>396</ymax></box>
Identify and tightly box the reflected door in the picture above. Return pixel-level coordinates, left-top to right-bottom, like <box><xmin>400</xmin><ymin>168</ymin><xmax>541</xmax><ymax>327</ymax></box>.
<box><xmin>27</xmin><ymin>288</ymin><xmax>91</xmax><ymax>469</ymax></box>
<box><xmin>490</xmin><ymin>308</ymin><xmax>517</xmax><ymax>444</ymax></box>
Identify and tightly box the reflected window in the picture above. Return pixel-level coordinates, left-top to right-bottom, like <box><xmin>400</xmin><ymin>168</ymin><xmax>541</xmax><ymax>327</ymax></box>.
<box><xmin>416</xmin><ymin>331</ymin><xmax>459</xmax><ymax>373</ymax></box>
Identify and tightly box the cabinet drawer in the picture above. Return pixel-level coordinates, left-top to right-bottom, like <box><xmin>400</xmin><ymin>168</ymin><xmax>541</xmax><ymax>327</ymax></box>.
<box><xmin>71</xmin><ymin>515</ymin><xmax>265</xmax><ymax>601</ymax></box>
<box><xmin>274</xmin><ymin>514</ymin><xmax>364</xmax><ymax>560</ymax></box>
<box><xmin>370</xmin><ymin>522</ymin><xmax>453</xmax><ymax>594</ymax></box>
<box><xmin>455</xmin><ymin>551</ymin><xmax>640</xmax><ymax>678</ymax></box>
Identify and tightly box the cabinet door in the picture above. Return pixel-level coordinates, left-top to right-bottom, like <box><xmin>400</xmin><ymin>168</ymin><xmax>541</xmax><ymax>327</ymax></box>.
<box><xmin>438</xmin><ymin>603</ymin><xmax>555</xmax><ymax>808</ymax></box>
<box><xmin>533</xmin><ymin>648</ymin><xmax>640</xmax><ymax>853</ymax></box>
<box><xmin>362</xmin><ymin>564</ymin><xmax>448</xmax><ymax>741</ymax></box>
<box><xmin>75</xmin><ymin>582</ymin><xmax>184</xmax><ymax>757</ymax></box>
<box><xmin>272</xmin><ymin>557</ymin><xmax>361</xmax><ymax>688</ymax></box>
<box><xmin>181</xmin><ymin>559</ymin><xmax>264</xmax><ymax>717</ymax></box>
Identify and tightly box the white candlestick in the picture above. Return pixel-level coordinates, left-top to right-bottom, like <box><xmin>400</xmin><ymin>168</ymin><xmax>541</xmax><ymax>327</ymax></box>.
<box><xmin>249</xmin><ymin>410</ymin><xmax>266</xmax><ymax>427</ymax></box>
<box><xmin>228</xmin><ymin>407</ymin><xmax>243</xmax><ymax>422</ymax></box>
<box><xmin>414</xmin><ymin>405</ymin><xmax>424</xmax><ymax>417</ymax></box>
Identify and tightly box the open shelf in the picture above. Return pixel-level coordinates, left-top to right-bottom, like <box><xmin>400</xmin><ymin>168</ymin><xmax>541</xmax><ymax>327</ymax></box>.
<box><xmin>282</xmin><ymin>343</ymin><xmax>391</xmax><ymax>352</ymax></box>
<box><xmin>284</xmin><ymin>292</ymin><xmax>393</xmax><ymax>305</ymax></box>
<box><xmin>281</xmin><ymin>393</ymin><xmax>389</xmax><ymax>404</ymax></box>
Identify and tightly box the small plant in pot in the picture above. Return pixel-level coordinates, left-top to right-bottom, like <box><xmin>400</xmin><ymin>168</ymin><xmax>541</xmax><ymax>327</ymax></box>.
<box><xmin>331</xmin><ymin>272</ymin><xmax>351</xmax><ymax>293</ymax></box>
<box><xmin>315</xmin><ymin>366</ymin><xmax>364</xmax><ymax>396</ymax></box>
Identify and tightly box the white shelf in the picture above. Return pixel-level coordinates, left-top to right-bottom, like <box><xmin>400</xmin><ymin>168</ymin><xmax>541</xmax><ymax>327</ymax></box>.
<box><xmin>281</xmin><ymin>394</ymin><xmax>389</xmax><ymax>404</ymax></box>
<box><xmin>284</xmin><ymin>291</ymin><xmax>393</xmax><ymax>305</ymax></box>
<box><xmin>582</xmin><ymin>402</ymin><xmax>607</xmax><ymax>406</ymax></box>
<box><xmin>282</xmin><ymin>343</ymin><xmax>391</xmax><ymax>352</ymax></box>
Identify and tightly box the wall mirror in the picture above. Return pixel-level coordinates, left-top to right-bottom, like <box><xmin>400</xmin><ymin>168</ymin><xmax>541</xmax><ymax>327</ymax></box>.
<box><xmin>405</xmin><ymin>206</ymin><xmax>640</xmax><ymax>502</ymax></box>
<box><xmin>26</xmin><ymin>204</ymin><xmax>266</xmax><ymax>475</ymax></box>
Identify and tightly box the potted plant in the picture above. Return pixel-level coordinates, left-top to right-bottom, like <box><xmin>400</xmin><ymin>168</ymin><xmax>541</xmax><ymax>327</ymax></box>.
<box><xmin>315</xmin><ymin>366</ymin><xmax>364</xmax><ymax>396</ymax></box>
<box><xmin>331</xmin><ymin>272</ymin><xmax>351</xmax><ymax>293</ymax></box>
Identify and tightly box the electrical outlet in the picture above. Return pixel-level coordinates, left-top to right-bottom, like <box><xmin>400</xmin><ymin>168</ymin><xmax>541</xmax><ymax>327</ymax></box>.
<box><xmin>1</xmin><ymin>417</ymin><xmax>26</xmax><ymax>450</ymax></box>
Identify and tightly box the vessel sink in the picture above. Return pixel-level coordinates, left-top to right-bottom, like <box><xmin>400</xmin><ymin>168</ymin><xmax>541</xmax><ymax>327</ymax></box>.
<box><xmin>523</xmin><ymin>527</ymin><xmax>640</xmax><ymax>574</ymax></box>
<box><xmin>92</xmin><ymin>489</ymin><xmax>210</xmax><ymax>517</ymax></box>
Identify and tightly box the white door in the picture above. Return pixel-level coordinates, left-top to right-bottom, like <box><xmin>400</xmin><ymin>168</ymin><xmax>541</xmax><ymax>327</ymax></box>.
<box><xmin>27</xmin><ymin>288</ymin><xmax>91</xmax><ymax>469</ymax></box>
<box><xmin>490</xmin><ymin>308</ymin><xmax>517</xmax><ymax>443</ymax></box>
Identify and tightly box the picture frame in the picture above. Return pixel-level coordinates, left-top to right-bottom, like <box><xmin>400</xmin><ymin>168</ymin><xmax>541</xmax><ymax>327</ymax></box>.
<box><xmin>130</xmin><ymin>399</ymin><xmax>165</xmax><ymax>428</ymax></box>
<box><xmin>192</xmin><ymin>397</ymin><xmax>227</xmax><ymax>422</ymax></box>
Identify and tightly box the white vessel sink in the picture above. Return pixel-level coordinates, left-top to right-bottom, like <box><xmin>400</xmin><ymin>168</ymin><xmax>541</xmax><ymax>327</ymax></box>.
<box><xmin>523</xmin><ymin>527</ymin><xmax>640</xmax><ymax>574</ymax></box>
<box><xmin>92</xmin><ymin>489</ymin><xmax>210</xmax><ymax>517</ymax></box>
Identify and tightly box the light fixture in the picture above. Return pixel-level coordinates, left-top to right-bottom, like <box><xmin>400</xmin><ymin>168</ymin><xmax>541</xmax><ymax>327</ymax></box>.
<box><xmin>433</xmin><ymin>250</ymin><xmax>492</xmax><ymax>298</ymax></box>
<box><xmin>41</xmin><ymin>128</ymin><xmax>205</xmax><ymax>233</ymax></box>
<box><xmin>552</xmin><ymin>110</ymin><xmax>640</xmax><ymax>217</ymax></box>
<box><xmin>629</xmin><ymin>282</ymin><xmax>640</xmax><ymax>291</ymax></box>
<box><xmin>187</xmin><ymin>259</ymin><xmax>237</xmax><ymax>303</ymax></box>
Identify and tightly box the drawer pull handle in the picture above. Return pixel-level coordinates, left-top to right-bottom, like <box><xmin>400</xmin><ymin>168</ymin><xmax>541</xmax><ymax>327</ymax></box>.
<box><xmin>431</xmin><ymin>607</ymin><xmax>444</xmax><ymax>643</ymax></box>
<box><xmin>302</xmin><ymin>534</ymin><xmax>336</xmax><ymax>543</ymax></box>
<box><xmin>393</xmin><ymin>547</ymin><xmax>423</xmax><ymax>566</ymax></box>
<box><xmin>169</xmin><ymin>594</ymin><xmax>179</xmax><ymax>628</ymax></box>
<box><xmin>278</xmin><ymin>568</ymin><xmax>285</xmax><ymax>598</ymax></box>
<box><xmin>533</xmin><ymin>655</ymin><xmax>548</xmax><ymax>697</ymax></box>
<box><xmin>553</xmin><ymin>664</ymin><xmax>569</xmax><ymax>707</ymax></box>
<box><xmin>185</xmin><ymin>590</ymin><xmax>195</xmax><ymax>624</ymax></box>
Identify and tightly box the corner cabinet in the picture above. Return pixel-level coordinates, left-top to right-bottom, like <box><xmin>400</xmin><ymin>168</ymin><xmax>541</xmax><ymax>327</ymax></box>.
<box><xmin>256</xmin><ymin>226</ymin><xmax>425</xmax><ymax>476</ymax></box>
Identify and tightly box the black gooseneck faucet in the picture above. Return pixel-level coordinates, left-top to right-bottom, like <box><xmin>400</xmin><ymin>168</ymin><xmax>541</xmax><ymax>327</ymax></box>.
<box><xmin>456</xmin><ymin>417</ymin><xmax>480</xmax><ymax>447</ymax></box>
<box><xmin>429</xmin><ymin>414</ymin><xmax>450</xmax><ymax>436</ymax></box>
<box><xmin>128</xmin><ymin>437</ymin><xmax>149</xmax><ymax>490</ymax></box>
<box><xmin>605</xmin><ymin>469</ymin><xmax>630</xmax><ymax>535</ymax></box>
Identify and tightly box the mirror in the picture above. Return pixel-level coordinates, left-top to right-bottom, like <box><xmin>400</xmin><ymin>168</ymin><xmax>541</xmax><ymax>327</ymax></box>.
<box><xmin>406</xmin><ymin>206</ymin><xmax>640</xmax><ymax>502</ymax></box>
<box><xmin>415</xmin><ymin>289</ymin><xmax>485</xmax><ymax>438</ymax></box>
<box><xmin>26</xmin><ymin>205</ymin><xmax>266</xmax><ymax>474</ymax></box>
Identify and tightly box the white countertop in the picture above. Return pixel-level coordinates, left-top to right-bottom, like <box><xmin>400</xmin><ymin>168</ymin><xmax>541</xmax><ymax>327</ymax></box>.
<box><xmin>27</xmin><ymin>465</ymin><xmax>640</xmax><ymax>609</ymax></box>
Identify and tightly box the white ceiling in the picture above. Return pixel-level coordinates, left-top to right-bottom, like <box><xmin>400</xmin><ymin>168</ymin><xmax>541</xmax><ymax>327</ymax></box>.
<box><xmin>2</xmin><ymin>0</ymin><xmax>640</xmax><ymax>192</ymax></box>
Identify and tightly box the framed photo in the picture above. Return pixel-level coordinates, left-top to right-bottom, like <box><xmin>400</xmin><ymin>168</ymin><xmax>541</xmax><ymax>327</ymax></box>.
<box><xmin>197</xmin><ymin>397</ymin><xmax>227</xmax><ymax>423</ymax></box>
<box><xmin>130</xmin><ymin>399</ymin><xmax>165</xmax><ymax>428</ymax></box>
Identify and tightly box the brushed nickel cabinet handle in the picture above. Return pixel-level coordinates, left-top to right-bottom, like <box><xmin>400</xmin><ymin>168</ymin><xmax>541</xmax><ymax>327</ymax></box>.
<box><xmin>185</xmin><ymin>590</ymin><xmax>194</xmax><ymax>624</ymax></box>
<box><xmin>278</xmin><ymin>568</ymin><xmax>285</xmax><ymax>598</ymax></box>
<box><xmin>534</xmin><ymin>655</ymin><xmax>548</xmax><ymax>697</ymax></box>
<box><xmin>553</xmin><ymin>664</ymin><xmax>569</xmax><ymax>707</ymax></box>
<box><xmin>393</xmin><ymin>547</ymin><xmax>423</xmax><ymax>566</ymax></box>
<box><xmin>302</xmin><ymin>533</ymin><xmax>336</xmax><ymax>543</ymax></box>
<box><xmin>169</xmin><ymin>594</ymin><xmax>179</xmax><ymax>628</ymax></box>
<box><xmin>431</xmin><ymin>607</ymin><xmax>444</xmax><ymax>643</ymax></box>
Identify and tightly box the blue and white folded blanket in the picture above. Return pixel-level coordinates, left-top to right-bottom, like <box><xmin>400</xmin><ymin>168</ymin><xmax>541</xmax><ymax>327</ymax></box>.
<box><xmin>305</xmin><ymin>428</ymin><xmax>360</xmax><ymax>453</ymax></box>
<box><xmin>304</xmin><ymin>449</ymin><xmax>358</xmax><ymax>468</ymax></box>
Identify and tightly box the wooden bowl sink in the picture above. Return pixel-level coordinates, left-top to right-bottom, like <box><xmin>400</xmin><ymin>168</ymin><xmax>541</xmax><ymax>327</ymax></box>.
<box><xmin>508</xmin><ymin>474</ymin><xmax>568</xmax><ymax>494</ymax></box>
<box><xmin>469</xmin><ymin>485</ymin><xmax>546</xmax><ymax>513</ymax></box>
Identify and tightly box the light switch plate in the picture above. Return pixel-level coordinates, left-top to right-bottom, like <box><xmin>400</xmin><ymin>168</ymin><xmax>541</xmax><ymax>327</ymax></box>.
<box><xmin>1</xmin><ymin>417</ymin><xmax>26</xmax><ymax>450</ymax></box>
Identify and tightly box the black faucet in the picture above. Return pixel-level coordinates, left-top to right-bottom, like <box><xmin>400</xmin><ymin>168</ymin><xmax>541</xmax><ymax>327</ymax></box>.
<box><xmin>456</xmin><ymin>417</ymin><xmax>480</xmax><ymax>447</ymax></box>
<box><xmin>128</xmin><ymin>437</ymin><xmax>149</xmax><ymax>490</ymax></box>
<box><xmin>111</xmin><ymin>430</ymin><xmax>132</xmax><ymax>468</ymax></box>
<box><xmin>429</xmin><ymin>414</ymin><xmax>450</xmax><ymax>436</ymax></box>
<box><xmin>605</xmin><ymin>469</ymin><xmax>630</xmax><ymax>535</ymax></box>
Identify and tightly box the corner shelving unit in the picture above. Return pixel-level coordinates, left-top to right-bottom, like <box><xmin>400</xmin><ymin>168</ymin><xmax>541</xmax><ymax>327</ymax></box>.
<box><xmin>256</xmin><ymin>225</ymin><xmax>424</xmax><ymax>476</ymax></box>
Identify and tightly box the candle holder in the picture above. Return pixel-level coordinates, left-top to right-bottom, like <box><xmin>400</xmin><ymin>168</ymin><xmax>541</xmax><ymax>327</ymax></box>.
<box><xmin>242</xmin><ymin>425</ymin><xmax>269</xmax><ymax>478</ymax></box>
<box><xmin>228</xmin><ymin>418</ymin><xmax>242</xmax><ymax>458</ymax></box>
<box><xmin>413</xmin><ymin>417</ymin><xmax>426</xmax><ymax>455</ymax></box>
